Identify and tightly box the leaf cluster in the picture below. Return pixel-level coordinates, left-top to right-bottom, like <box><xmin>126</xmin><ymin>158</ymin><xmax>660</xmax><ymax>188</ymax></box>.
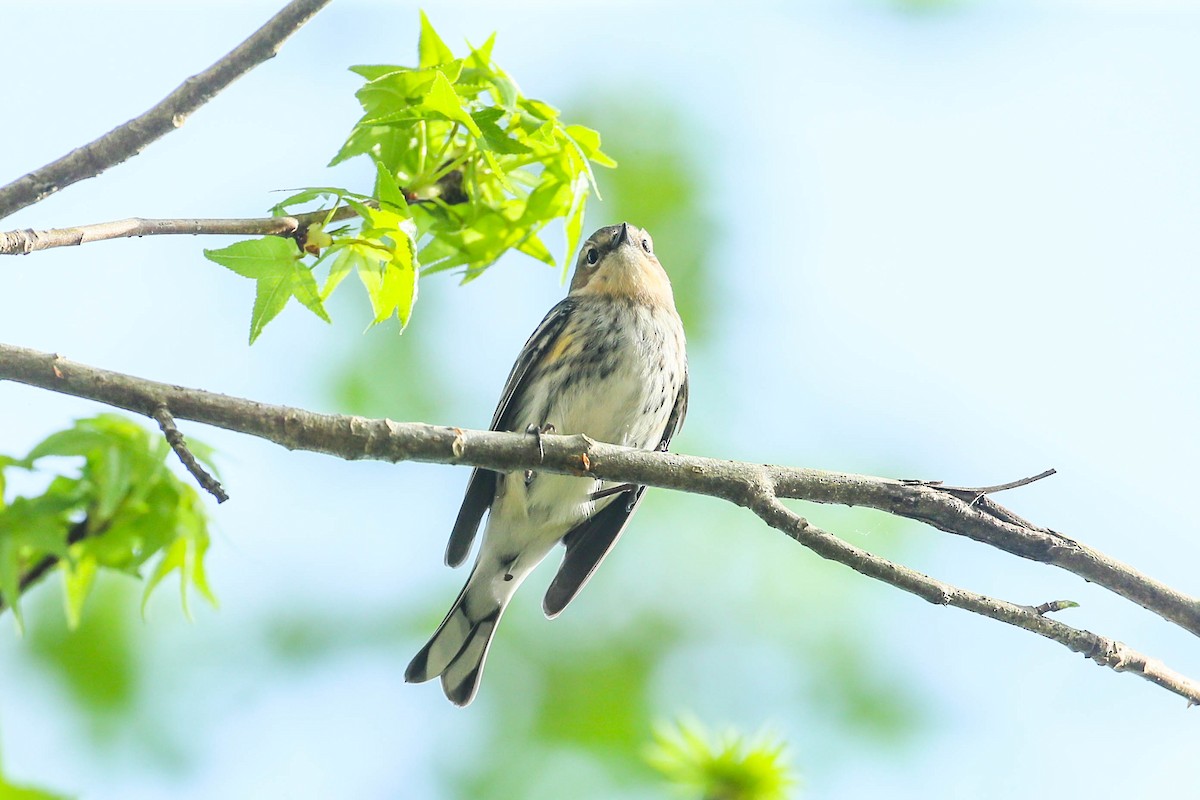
<box><xmin>646</xmin><ymin>719</ymin><xmax>796</xmax><ymax>800</ymax></box>
<box><xmin>0</xmin><ymin>415</ymin><xmax>214</xmax><ymax>628</ymax></box>
<box><xmin>205</xmin><ymin>12</ymin><xmax>614</xmax><ymax>343</ymax></box>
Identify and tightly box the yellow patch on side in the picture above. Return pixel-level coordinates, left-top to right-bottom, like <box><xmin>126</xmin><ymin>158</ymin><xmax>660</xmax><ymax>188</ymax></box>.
<box><xmin>546</xmin><ymin>331</ymin><xmax>575</xmax><ymax>365</ymax></box>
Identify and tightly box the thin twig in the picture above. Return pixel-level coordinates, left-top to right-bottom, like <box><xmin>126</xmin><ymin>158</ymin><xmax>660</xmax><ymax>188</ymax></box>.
<box><xmin>936</xmin><ymin>468</ymin><xmax>1058</xmax><ymax>496</ymax></box>
<box><xmin>0</xmin><ymin>204</ymin><xmax>361</xmax><ymax>255</ymax></box>
<box><xmin>152</xmin><ymin>406</ymin><xmax>228</xmax><ymax>503</ymax></box>
<box><xmin>1</xmin><ymin>342</ymin><xmax>1198</xmax><ymax>703</ymax></box>
<box><xmin>0</xmin><ymin>0</ymin><xmax>333</xmax><ymax>222</ymax></box>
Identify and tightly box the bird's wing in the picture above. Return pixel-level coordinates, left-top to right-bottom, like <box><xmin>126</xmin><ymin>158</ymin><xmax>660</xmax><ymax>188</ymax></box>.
<box><xmin>444</xmin><ymin>299</ymin><xmax>578</xmax><ymax>567</ymax></box>
<box><xmin>542</xmin><ymin>370</ymin><xmax>689</xmax><ymax>617</ymax></box>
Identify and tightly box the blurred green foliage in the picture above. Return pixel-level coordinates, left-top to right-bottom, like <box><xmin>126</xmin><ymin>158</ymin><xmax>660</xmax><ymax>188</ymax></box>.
<box><xmin>0</xmin><ymin>415</ymin><xmax>214</xmax><ymax>630</ymax></box>
<box><xmin>0</xmin><ymin>761</ymin><xmax>71</xmax><ymax>800</ymax></box>
<box><xmin>27</xmin><ymin>576</ymin><xmax>139</xmax><ymax>718</ymax></box>
<box><xmin>22</xmin><ymin>575</ymin><xmax>191</xmax><ymax>772</ymax></box>
<box><xmin>449</xmin><ymin>610</ymin><xmax>686</xmax><ymax>800</ymax></box>
<box><xmin>205</xmin><ymin>12</ymin><xmax>614</xmax><ymax>343</ymax></box>
<box><xmin>574</xmin><ymin>95</ymin><xmax>715</xmax><ymax>344</ymax></box>
<box><xmin>326</xmin><ymin>285</ymin><xmax>449</xmax><ymax>423</ymax></box>
<box><xmin>886</xmin><ymin>0</ymin><xmax>965</xmax><ymax>13</ymax></box>
<box><xmin>646</xmin><ymin>719</ymin><xmax>795</xmax><ymax>800</ymax></box>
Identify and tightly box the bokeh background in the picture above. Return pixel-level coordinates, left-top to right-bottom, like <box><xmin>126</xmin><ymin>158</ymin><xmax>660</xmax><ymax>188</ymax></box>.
<box><xmin>2</xmin><ymin>1</ymin><xmax>1199</xmax><ymax>797</ymax></box>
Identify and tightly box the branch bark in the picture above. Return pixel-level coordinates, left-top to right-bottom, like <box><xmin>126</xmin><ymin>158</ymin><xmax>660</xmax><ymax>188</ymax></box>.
<box><xmin>0</xmin><ymin>205</ymin><xmax>360</xmax><ymax>255</ymax></box>
<box><xmin>152</xmin><ymin>405</ymin><xmax>228</xmax><ymax>503</ymax></box>
<box><xmin>0</xmin><ymin>0</ymin><xmax>332</xmax><ymax>222</ymax></box>
<box><xmin>1</xmin><ymin>341</ymin><xmax>1197</xmax><ymax>705</ymax></box>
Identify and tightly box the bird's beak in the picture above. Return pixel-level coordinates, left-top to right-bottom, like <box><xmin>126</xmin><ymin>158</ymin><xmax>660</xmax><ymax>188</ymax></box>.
<box><xmin>616</xmin><ymin>222</ymin><xmax>630</xmax><ymax>246</ymax></box>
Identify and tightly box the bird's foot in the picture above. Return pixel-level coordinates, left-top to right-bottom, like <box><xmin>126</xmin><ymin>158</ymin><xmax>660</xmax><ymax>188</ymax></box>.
<box><xmin>525</xmin><ymin>423</ymin><xmax>556</xmax><ymax>463</ymax></box>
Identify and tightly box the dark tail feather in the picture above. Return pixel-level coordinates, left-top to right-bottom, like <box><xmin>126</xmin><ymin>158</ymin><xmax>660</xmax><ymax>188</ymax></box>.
<box><xmin>405</xmin><ymin>574</ymin><xmax>505</xmax><ymax>707</ymax></box>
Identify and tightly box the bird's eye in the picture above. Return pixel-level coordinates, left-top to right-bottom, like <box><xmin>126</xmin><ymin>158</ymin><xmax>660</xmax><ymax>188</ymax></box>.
<box><xmin>641</xmin><ymin>237</ymin><xmax>652</xmax><ymax>253</ymax></box>
<box><xmin>585</xmin><ymin>247</ymin><xmax>599</xmax><ymax>266</ymax></box>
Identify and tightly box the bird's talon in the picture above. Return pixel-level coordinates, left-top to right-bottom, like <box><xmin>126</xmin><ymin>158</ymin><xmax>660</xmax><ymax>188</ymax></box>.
<box><xmin>526</xmin><ymin>423</ymin><xmax>555</xmax><ymax>463</ymax></box>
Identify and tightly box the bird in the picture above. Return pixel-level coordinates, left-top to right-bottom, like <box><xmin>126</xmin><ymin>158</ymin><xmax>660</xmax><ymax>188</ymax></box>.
<box><xmin>405</xmin><ymin>222</ymin><xmax>689</xmax><ymax>706</ymax></box>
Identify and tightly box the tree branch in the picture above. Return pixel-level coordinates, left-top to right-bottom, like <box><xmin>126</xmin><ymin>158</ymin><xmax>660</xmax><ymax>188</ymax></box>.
<box><xmin>0</xmin><ymin>0</ymin><xmax>332</xmax><ymax>222</ymax></box>
<box><xmin>750</xmin><ymin>496</ymin><xmax>1200</xmax><ymax>706</ymax></box>
<box><xmin>151</xmin><ymin>405</ymin><xmax>228</xmax><ymax>503</ymax></box>
<box><xmin>0</xmin><ymin>205</ymin><xmax>360</xmax><ymax>256</ymax></box>
<box><xmin>764</xmin><ymin>470</ymin><xmax>1200</xmax><ymax>640</ymax></box>
<box><xmin>1</xmin><ymin>341</ymin><xmax>1198</xmax><ymax>704</ymax></box>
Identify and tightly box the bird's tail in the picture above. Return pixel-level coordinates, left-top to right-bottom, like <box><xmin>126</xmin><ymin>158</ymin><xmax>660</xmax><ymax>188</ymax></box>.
<box><xmin>405</xmin><ymin>566</ymin><xmax>511</xmax><ymax>707</ymax></box>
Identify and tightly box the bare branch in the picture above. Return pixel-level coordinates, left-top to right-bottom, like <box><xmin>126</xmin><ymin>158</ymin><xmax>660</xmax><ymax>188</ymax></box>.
<box><xmin>1</xmin><ymin>341</ymin><xmax>1199</xmax><ymax>704</ymax></box>
<box><xmin>0</xmin><ymin>0</ymin><xmax>332</xmax><ymax>221</ymax></box>
<box><xmin>767</xmin><ymin>470</ymin><xmax>1200</xmax><ymax>640</ymax></box>
<box><xmin>0</xmin><ymin>205</ymin><xmax>361</xmax><ymax>255</ymax></box>
<box><xmin>152</xmin><ymin>406</ymin><xmax>228</xmax><ymax>503</ymax></box>
<box><xmin>749</xmin><ymin>496</ymin><xmax>1200</xmax><ymax>705</ymax></box>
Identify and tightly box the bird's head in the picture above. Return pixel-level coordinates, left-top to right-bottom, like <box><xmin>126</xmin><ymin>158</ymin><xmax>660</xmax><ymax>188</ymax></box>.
<box><xmin>569</xmin><ymin>222</ymin><xmax>675</xmax><ymax>305</ymax></box>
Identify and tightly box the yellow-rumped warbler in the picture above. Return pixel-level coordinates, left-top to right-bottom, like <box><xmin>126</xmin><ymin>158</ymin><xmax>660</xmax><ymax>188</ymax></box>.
<box><xmin>405</xmin><ymin>222</ymin><xmax>689</xmax><ymax>706</ymax></box>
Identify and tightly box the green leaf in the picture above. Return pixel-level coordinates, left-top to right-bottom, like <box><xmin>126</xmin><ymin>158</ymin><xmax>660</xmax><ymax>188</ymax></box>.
<box><xmin>25</xmin><ymin>428</ymin><xmax>111</xmax><ymax>462</ymax></box>
<box><xmin>348</xmin><ymin>63</ymin><xmax>405</xmax><ymax>81</ymax></box>
<box><xmin>563</xmin><ymin>176</ymin><xmax>589</xmax><ymax>276</ymax></box>
<box><xmin>330</xmin><ymin>122</ymin><xmax>410</xmax><ymax>168</ymax></box>
<box><xmin>204</xmin><ymin>238</ymin><xmax>330</xmax><ymax>343</ymax></box>
<box><xmin>205</xmin><ymin>235</ymin><xmax>299</xmax><ymax>279</ymax></box>
<box><xmin>0</xmin><ymin>535</ymin><xmax>25</xmax><ymax>631</ymax></box>
<box><xmin>421</xmin><ymin>71</ymin><xmax>484</xmax><ymax>137</ymax></box>
<box><xmin>373</xmin><ymin>159</ymin><xmax>412</xmax><ymax>214</ymax></box>
<box><xmin>62</xmin><ymin>554</ymin><xmax>98</xmax><ymax>629</ymax></box>
<box><xmin>268</xmin><ymin>186</ymin><xmax>353</xmax><ymax>216</ymax></box>
<box><xmin>309</xmin><ymin>12</ymin><xmax>618</xmax><ymax>289</ymax></box>
<box><xmin>320</xmin><ymin>247</ymin><xmax>357</xmax><ymax>300</ymax></box>
<box><xmin>288</xmin><ymin>262</ymin><xmax>331</xmax><ymax>321</ymax></box>
<box><xmin>418</xmin><ymin>11</ymin><xmax>455</xmax><ymax>68</ymax></box>
<box><xmin>520</xmin><ymin>97</ymin><xmax>561</xmax><ymax>122</ymax></box>
<box><xmin>0</xmin><ymin>487</ymin><xmax>76</xmax><ymax>631</ymax></box>
<box><xmin>354</xmin><ymin>236</ymin><xmax>418</xmax><ymax>330</ymax></box>
<box><xmin>516</xmin><ymin>232</ymin><xmax>555</xmax><ymax>268</ymax></box>
<box><xmin>141</xmin><ymin>536</ymin><xmax>186</xmax><ymax>618</ymax></box>
<box><xmin>94</xmin><ymin>443</ymin><xmax>134</xmax><ymax>523</ymax></box>
<box><xmin>247</xmin><ymin>267</ymin><xmax>309</xmax><ymax>343</ymax></box>
<box><xmin>471</xmin><ymin>107</ymin><xmax>533</xmax><ymax>155</ymax></box>
<box><xmin>188</xmin><ymin>532</ymin><xmax>217</xmax><ymax>608</ymax></box>
<box><xmin>565</xmin><ymin>123</ymin><xmax>617</xmax><ymax>168</ymax></box>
